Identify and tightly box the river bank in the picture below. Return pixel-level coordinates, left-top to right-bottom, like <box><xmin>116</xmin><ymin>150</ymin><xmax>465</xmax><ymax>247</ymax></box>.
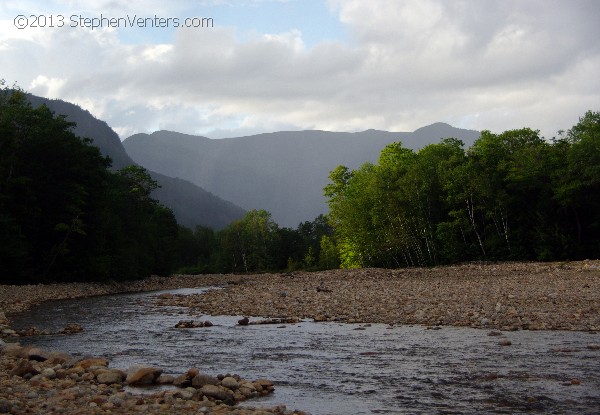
<box><xmin>155</xmin><ymin>261</ymin><xmax>600</xmax><ymax>332</ymax></box>
<box><xmin>1</xmin><ymin>261</ymin><xmax>599</xmax><ymax>414</ymax></box>
<box><xmin>1</xmin><ymin>275</ymin><xmax>306</xmax><ymax>415</ymax></box>
<box><xmin>2</xmin><ymin>261</ymin><xmax>600</xmax><ymax>331</ymax></box>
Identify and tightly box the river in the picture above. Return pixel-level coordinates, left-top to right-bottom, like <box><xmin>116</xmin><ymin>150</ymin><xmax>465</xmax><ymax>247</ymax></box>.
<box><xmin>9</xmin><ymin>287</ymin><xmax>600</xmax><ymax>414</ymax></box>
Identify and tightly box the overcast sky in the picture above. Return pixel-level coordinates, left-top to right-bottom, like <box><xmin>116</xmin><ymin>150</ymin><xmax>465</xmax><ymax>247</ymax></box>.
<box><xmin>1</xmin><ymin>0</ymin><xmax>598</xmax><ymax>140</ymax></box>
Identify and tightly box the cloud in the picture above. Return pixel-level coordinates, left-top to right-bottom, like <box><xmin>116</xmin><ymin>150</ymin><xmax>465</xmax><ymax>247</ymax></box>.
<box><xmin>1</xmin><ymin>0</ymin><xmax>598</xmax><ymax>139</ymax></box>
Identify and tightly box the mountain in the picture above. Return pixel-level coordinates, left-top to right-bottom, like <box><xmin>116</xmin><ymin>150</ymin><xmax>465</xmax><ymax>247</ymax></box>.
<box><xmin>26</xmin><ymin>95</ymin><xmax>245</xmax><ymax>230</ymax></box>
<box><xmin>123</xmin><ymin>124</ymin><xmax>480</xmax><ymax>227</ymax></box>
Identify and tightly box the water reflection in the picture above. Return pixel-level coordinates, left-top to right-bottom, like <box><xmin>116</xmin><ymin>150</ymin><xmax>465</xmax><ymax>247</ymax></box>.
<box><xmin>9</xmin><ymin>288</ymin><xmax>600</xmax><ymax>414</ymax></box>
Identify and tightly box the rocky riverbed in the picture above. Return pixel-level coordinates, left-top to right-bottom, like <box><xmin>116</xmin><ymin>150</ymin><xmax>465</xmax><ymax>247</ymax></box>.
<box><xmin>153</xmin><ymin>261</ymin><xmax>600</xmax><ymax>332</ymax></box>
<box><xmin>0</xmin><ymin>341</ymin><xmax>302</xmax><ymax>415</ymax></box>
<box><xmin>1</xmin><ymin>261</ymin><xmax>599</xmax><ymax>414</ymax></box>
<box><xmin>0</xmin><ymin>275</ymin><xmax>305</xmax><ymax>415</ymax></box>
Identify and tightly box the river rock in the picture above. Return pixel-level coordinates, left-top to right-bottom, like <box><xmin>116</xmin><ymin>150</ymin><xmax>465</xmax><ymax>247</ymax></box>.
<box><xmin>0</xmin><ymin>398</ymin><xmax>11</xmax><ymax>413</ymax></box>
<box><xmin>1</xmin><ymin>342</ymin><xmax>22</xmax><ymax>357</ymax></box>
<box><xmin>0</xmin><ymin>311</ymin><xmax>7</xmax><ymax>324</ymax></box>
<box><xmin>238</xmin><ymin>317</ymin><xmax>250</xmax><ymax>326</ymax></box>
<box><xmin>126</xmin><ymin>366</ymin><xmax>163</xmax><ymax>385</ymax></box>
<box><xmin>10</xmin><ymin>358</ymin><xmax>39</xmax><ymax>377</ymax></box>
<box><xmin>498</xmin><ymin>339</ymin><xmax>512</xmax><ymax>346</ymax></box>
<box><xmin>157</xmin><ymin>374</ymin><xmax>175</xmax><ymax>385</ymax></box>
<box><xmin>238</xmin><ymin>382</ymin><xmax>258</xmax><ymax>398</ymax></box>
<box><xmin>74</xmin><ymin>357</ymin><xmax>109</xmax><ymax>369</ymax></box>
<box><xmin>41</xmin><ymin>368</ymin><xmax>57</xmax><ymax>379</ymax></box>
<box><xmin>45</xmin><ymin>351</ymin><xmax>73</xmax><ymax>365</ymax></box>
<box><xmin>60</xmin><ymin>323</ymin><xmax>83</xmax><ymax>334</ymax></box>
<box><xmin>200</xmin><ymin>385</ymin><xmax>234</xmax><ymax>403</ymax></box>
<box><xmin>174</xmin><ymin>388</ymin><xmax>197</xmax><ymax>400</ymax></box>
<box><xmin>173</xmin><ymin>373</ymin><xmax>192</xmax><ymax>387</ymax></box>
<box><xmin>192</xmin><ymin>374</ymin><xmax>220</xmax><ymax>388</ymax></box>
<box><xmin>27</xmin><ymin>347</ymin><xmax>49</xmax><ymax>361</ymax></box>
<box><xmin>97</xmin><ymin>370</ymin><xmax>125</xmax><ymax>385</ymax></box>
<box><xmin>221</xmin><ymin>376</ymin><xmax>239</xmax><ymax>390</ymax></box>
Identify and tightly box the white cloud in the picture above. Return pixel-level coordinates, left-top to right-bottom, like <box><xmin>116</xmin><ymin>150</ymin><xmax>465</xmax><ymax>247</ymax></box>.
<box><xmin>0</xmin><ymin>0</ymin><xmax>598</xmax><ymax>139</ymax></box>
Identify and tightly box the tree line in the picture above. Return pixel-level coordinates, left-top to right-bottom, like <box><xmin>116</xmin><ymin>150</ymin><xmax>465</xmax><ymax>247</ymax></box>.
<box><xmin>1</xmin><ymin>87</ymin><xmax>180</xmax><ymax>283</ymax></box>
<box><xmin>1</xmin><ymin>82</ymin><xmax>597</xmax><ymax>283</ymax></box>
<box><xmin>0</xmin><ymin>85</ymin><xmax>334</xmax><ymax>283</ymax></box>
<box><xmin>324</xmin><ymin>111</ymin><xmax>600</xmax><ymax>268</ymax></box>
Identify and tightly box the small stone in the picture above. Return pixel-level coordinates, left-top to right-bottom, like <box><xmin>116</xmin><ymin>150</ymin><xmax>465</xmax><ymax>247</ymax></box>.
<box><xmin>173</xmin><ymin>373</ymin><xmax>192</xmax><ymax>387</ymax></box>
<box><xmin>192</xmin><ymin>374</ymin><xmax>220</xmax><ymax>388</ymax></box>
<box><xmin>238</xmin><ymin>317</ymin><xmax>249</xmax><ymax>326</ymax></box>
<box><xmin>10</xmin><ymin>358</ymin><xmax>39</xmax><ymax>377</ymax></box>
<box><xmin>41</xmin><ymin>368</ymin><xmax>56</xmax><ymax>379</ymax></box>
<box><xmin>571</xmin><ymin>378</ymin><xmax>581</xmax><ymax>385</ymax></box>
<box><xmin>488</xmin><ymin>331</ymin><xmax>502</xmax><ymax>336</ymax></box>
<box><xmin>27</xmin><ymin>347</ymin><xmax>49</xmax><ymax>361</ymax></box>
<box><xmin>221</xmin><ymin>376</ymin><xmax>239</xmax><ymax>390</ymax></box>
<box><xmin>74</xmin><ymin>358</ymin><xmax>109</xmax><ymax>369</ymax></box>
<box><xmin>97</xmin><ymin>370</ymin><xmax>125</xmax><ymax>385</ymax></box>
<box><xmin>46</xmin><ymin>351</ymin><xmax>72</xmax><ymax>365</ymax></box>
<box><xmin>498</xmin><ymin>339</ymin><xmax>512</xmax><ymax>346</ymax></box>
<box><xmin>60</xmin><ymin>323</ymin><xmax>83</xmax><ymax>334</ymax></box>
<box><xmin>157</xmin><ymin>374</ymin><xmax>175</xmax><ymax>385</ymax></box>
<box><xmin>158</xmin><ymin>293</ymin><xmax>174</xmax><ymax>299</ymax></box>
<box><xmin>0</xmin><ymin>398</ymin><xmax>11</xmax><ymax>413</ymax></box>
<box><xmin>200</xmin><ymin>385</ymin><xmax>234</xmax><ymax>403</ymax></box>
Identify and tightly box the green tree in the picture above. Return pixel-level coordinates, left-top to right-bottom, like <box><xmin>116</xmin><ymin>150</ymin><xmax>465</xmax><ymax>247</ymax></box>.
<box><xmin>218</xmin><ymin>209</ymin><xmax>280</xmax><ymax>272</ymax></box>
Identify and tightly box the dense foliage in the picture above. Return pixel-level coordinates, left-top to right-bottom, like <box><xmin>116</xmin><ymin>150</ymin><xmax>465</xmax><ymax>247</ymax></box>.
<box><xmin>324</xmin><ymin>112</ymin><xmax>600</xmax><ymax>268</ymax></box>
<box><xmin>0</xmin><ymin>87</ymin><xmax>179</xmax><ymax>283</ymax></box>
<box><xmin>177</xmin><ymin>212</ymin><xmax>336</xmax><ymax>274</ymax></box>
<box><xmin>2</xmin><ymin>82</ymin><xmax>596</xmax><ymax>280</ymax></box>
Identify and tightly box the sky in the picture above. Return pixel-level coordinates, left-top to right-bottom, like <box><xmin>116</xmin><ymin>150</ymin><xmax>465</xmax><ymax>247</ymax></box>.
<box><xmin>1</xmin><ymin>0</ymin><xmax>599</xmax><ymax>140</ymax></box>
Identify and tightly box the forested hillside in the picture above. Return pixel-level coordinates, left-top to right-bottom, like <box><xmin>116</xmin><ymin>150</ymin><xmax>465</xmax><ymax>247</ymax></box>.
<box><xmin>0</xmin><ymin>89</ymin><xmax>180</xmax><ymax>282</ymax></box>
<box><xmin>26</xmin><ymin>95</ymin><xmax>246</xmax><ymax>230</ymax></box>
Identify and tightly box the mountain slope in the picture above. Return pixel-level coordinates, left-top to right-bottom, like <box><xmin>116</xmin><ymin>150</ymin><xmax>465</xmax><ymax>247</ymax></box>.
<box><xmin>26</xmin><ymin>95</ymin><xmax>245</xmax><ymax>229</ymax></box>
<box><xmin>123</xmin><ymin>124</ymin><xmax>480</xmax><ymax>227</ymax></box>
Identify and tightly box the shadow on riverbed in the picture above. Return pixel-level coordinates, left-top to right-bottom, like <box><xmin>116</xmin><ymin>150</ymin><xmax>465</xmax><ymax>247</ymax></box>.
<box><xmin>9</xmin><ymin>288</ymin><xmax>600</xmax><ymax>415</ymax></box>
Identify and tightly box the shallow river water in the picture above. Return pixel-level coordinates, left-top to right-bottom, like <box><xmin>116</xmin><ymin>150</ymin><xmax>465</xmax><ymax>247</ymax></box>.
<box><xmin>9</xmin><ymin>287</ymin><xmax>600</xmax><ymax>415</ymax></box>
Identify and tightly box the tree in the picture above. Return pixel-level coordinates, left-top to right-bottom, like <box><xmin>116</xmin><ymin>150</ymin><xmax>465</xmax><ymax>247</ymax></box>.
<box><xmin>218</xmin><ymin>209</ymin><xmax>280</xmax><ymax>272</ymax></box>
<box><xmin>0</xmin><ymin>85</ymin><xmax>181</xmax><ymax>282</ymax></box>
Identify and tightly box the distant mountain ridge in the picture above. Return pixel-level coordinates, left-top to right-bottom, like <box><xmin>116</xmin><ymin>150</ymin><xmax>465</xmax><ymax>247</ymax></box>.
<box><xmin>123</xmin><ymin>124</ymin><xmax>480</xmax><ymax>227</ymax></box>
<box><xmin>26</xmin><ymin>95</ymin><xmax>245</xmax><ymax>230</ymax></box>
